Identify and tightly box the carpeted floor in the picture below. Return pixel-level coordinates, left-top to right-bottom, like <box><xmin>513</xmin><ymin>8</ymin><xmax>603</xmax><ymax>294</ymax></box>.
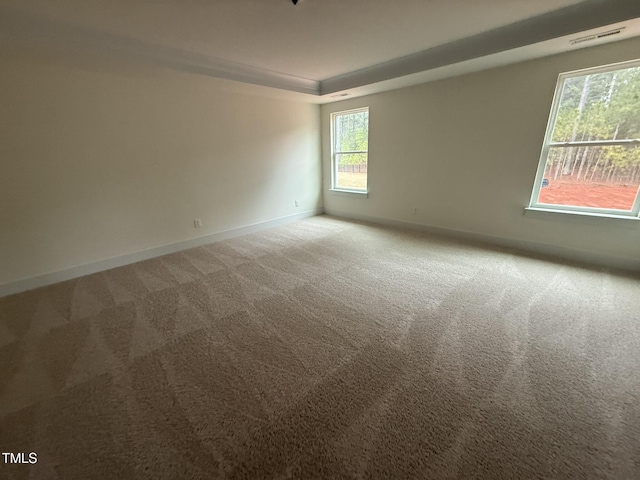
<box><xmin>1</xmin><ymin>215</ymin><xmax>639</xmax><ymax>479</ymax></box>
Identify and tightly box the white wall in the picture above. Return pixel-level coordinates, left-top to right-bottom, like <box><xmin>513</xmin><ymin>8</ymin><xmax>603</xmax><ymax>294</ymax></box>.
<box><xmin>322</xmin><ymin>37</ymin><xmax>640</xmax><ymax>270</ymax></box>
<box><xmin>0</xmin><ymin>47</ymin><xmax>322</xmax><ymax>288</ymax></box>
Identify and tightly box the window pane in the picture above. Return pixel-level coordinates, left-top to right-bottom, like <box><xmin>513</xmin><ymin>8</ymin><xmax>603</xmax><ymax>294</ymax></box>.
<box><xmin>335</xmin><ymin>153</ymin><xmax>367</xmax><ymax>190</ymax></box>
<box><xmin>334</xmin><ymin>111</ymin><xmax>369</xmax><ymax>152</ymax></box>
<box><xmin>537</xmin><ymin>145</ymin><xmax>640</xmax><ymax>210</ymax></box>
<box><xmin>552</xmin><ymin>66</ymin><xmax>640</xmax><ymax>143</ymax></box>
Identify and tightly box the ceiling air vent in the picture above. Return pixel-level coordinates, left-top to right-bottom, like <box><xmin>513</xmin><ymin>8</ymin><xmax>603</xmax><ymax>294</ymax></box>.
<box><xmin>570</xmin><ymin>27</ymin><xmax>625</xmax><ymax>46</ymax></box>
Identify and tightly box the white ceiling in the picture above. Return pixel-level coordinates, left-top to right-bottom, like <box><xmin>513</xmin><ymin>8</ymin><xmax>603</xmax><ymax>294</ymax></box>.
<box><xmin>1</xmin><ymin>0</ymin><xmax>640</xmax><ymax>102</ymax></box>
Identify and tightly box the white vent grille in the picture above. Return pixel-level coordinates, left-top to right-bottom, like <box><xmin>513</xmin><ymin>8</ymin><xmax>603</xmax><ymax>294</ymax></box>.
<box><xmin>570</xmin><ymin>27</ymin><xmax>625</xmax><ymax>46</ymax></box>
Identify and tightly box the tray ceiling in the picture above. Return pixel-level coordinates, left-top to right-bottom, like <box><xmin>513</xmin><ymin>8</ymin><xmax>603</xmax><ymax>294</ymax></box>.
<box><xmin>1</xmin><ymin>0</ymin><xmax>639</xmax><ymax>101</ymax></box>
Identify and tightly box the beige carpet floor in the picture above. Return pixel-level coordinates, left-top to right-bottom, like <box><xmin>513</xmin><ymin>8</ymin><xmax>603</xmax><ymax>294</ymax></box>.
<box><xmin>1</xmin><ymin>215</ymin><xmax>639</xmax><ymax>479</ymax></box>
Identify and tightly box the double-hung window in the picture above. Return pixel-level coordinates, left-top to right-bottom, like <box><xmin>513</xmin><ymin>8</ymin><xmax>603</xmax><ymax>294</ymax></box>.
<box><xmin>529</xmin><ymin>59</ymin><xmax>640</xmax><ymax>218</ymax></box>
<box><xmin>331</xmin><ymin>107</ymin><xmax>369</xmax><ymax>193</ymax></box>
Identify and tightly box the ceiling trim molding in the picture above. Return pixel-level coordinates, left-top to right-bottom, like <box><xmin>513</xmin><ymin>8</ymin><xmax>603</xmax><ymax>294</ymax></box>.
<box><xmin>319</xmin><ymin>0</ymin><xmax>640</xmax><ymax>95</ymax></box>
<box><xmin>0</xmin><ymin>7</ymin><xmax>320</xmax><ymax>95</ymax></box>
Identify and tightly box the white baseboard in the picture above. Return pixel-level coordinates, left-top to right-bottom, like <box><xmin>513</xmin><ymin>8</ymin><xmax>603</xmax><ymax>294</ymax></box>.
<box><xmin>0</xmin><ymin>209</ymin><xmax>323</xmax><ymax>298</ymax></box>
<box><xmin>325</xmin><ymin>209</ymin><xmax>640</xmax><ymax>274</ymax></box>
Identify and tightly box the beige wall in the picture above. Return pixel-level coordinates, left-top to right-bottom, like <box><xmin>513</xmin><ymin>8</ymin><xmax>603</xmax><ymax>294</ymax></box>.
<box><xmin>322</xmin><ymin>37</ymin><xmax>640</xmax><ymax>268</ymax></box>
<box><xmin>0</xmin><ymin>49</ymin><xmax>321</xmax><ymax>287</ymax></box>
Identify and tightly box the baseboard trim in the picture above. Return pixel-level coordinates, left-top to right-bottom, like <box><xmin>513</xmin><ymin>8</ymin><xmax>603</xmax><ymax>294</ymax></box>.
<box><xmin>0</xmin><ymin>208</ymin><xmax>324</xmax><ymax>298</ymax></box>
<box><xmin>325</xmin><ymin>209</ymin><xmax>640</xmax><ymax>274</ymax></box>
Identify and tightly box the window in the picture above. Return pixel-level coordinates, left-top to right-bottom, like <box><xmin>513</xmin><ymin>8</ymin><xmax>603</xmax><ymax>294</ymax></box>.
<box><xmin>331</xmin><ymin>107</ymin><xmax>369</xmax><ymax>192</ymax></box>
<box><xmin>529</xmin><ymin>60</ymin><xmax>640</xmax><ymax>218</ymax></box>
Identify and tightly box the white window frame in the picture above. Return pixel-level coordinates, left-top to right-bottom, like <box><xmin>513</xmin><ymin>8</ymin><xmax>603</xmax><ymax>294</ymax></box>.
<box><xmin>330</xmin><ymin>107</ymin><xmax>369</xmax><ymax>194</ymax></box>
<box><xmin>528</xmin><ymin>59</ymin><xmax>640</xmax><ymax>219</ymax></box>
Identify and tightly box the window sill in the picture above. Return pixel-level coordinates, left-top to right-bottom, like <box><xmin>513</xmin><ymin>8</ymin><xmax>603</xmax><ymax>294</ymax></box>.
<box><xmin>329</xmin><ymin>189</ymin><xmax>369</xmax><ymax>198</ymax></box>
<box><xmin>524</xmin><ymin>206</ymin><xmax>640</xmax><ymax>222</ymax></box>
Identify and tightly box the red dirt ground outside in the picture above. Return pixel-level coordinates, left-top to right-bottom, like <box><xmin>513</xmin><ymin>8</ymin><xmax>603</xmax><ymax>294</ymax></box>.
<box><xmin>538</xmin><ymin>182</ymin><xmax>639</xmax><ymax>210</ymax></box>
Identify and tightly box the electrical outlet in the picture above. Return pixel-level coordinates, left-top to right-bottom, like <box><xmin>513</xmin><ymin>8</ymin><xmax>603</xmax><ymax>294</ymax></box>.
<box><xmin>295</xmin><ymin>199</ymin><xmax>300</xmax><ymax>207</ymax></box>
<box><xmin>194</xmin><ymin>218</ymin><xmax>202</xmax><ymax>228</ymax></box>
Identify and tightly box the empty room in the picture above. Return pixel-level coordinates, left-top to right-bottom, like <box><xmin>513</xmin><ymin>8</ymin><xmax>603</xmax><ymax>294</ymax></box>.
<box><xmin>1</xmin><ymin>0</ymin><xmax>640</xmax><ymax>478</ymax></box>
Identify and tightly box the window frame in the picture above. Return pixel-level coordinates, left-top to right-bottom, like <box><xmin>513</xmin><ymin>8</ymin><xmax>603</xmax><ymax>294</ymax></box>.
<box><xmin>528</xmin><ymin>59</ymin><xmax>640</xmax><ymax>219</ymax></box>
<box><xmin>330</xmin><ymin>107</ymin><xmax>370</xmax><ymax>194</ymax></box>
